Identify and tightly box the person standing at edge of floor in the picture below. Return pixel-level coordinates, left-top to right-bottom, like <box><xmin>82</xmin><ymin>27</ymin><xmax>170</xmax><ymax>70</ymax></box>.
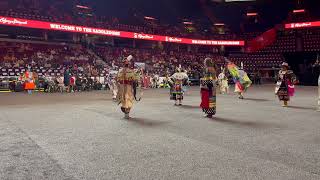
<box><xmin>64</xmin><ymin>67</ymin><xmax>71</xmax><ymax>93</ymax></box>
<box><xmin>200</xmin><ymin>57</ymin><xmax>218</xmax><ymax>118</ymax></box>
<box><xmin>312</xmin><ymin>58</ymin><xmax>320</xmax><ymax>111</ymax></box>
<box><xmin>318</xmin><ymin>67</ymin><xmax>320</xmax><ymax>111</ymax></box>
<box><xmin>275</xmin><ymin>62</ymin><xmax>297</xmax><ymax>107</ymax></box>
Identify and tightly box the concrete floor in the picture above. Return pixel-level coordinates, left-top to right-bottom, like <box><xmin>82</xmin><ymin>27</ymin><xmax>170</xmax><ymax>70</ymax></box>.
<box><xmin>0</xmin><ymin>85</ymin><xmax>319</xmax><ymax>180</ymax></box>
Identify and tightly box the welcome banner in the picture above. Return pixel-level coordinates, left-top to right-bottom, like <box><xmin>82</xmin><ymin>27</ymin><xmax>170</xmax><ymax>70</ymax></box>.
<box><xmin>0</xmin><ymin>16</ymin><xmax>245</xmax><ymax>46</ymax></box>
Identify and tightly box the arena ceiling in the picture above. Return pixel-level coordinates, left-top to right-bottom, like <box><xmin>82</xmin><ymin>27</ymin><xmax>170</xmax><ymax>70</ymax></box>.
<box><xmin>77</xmin><ymin>0</ymin><xmax>319</xmax><ymax>32</ymax></box>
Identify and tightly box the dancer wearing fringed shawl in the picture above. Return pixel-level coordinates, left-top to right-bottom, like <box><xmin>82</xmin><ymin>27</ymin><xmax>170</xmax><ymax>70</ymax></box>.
<box><xmin>226</xmin><ymin>60</ymin><xmax>252</xmax><ymax>99</ymax></box>
<box><xmin>116</xmin><ymin>55</ymin><xmax>140</xmax><ymax>119</ymax></box>
<box><xmin>200</xmin><ymin>58</ymin><xmax>218</xmax><ymax>118</ymax></box>
<box><xmin>275</xmin><ymin>62</ymin><xmax>297</xmax><ymax>107</ymax></box>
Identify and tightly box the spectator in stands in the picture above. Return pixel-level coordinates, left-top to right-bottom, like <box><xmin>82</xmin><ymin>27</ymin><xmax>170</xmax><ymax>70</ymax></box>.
<box><xmin>75</xmin><ymin>76</ymin><xmax>82</xmax><ymax>92</ymax></box>
<box><xmin>70</xmin><ymin>74</ymin><xmax>76</xmax><ymax>93</ymax></box>
<box><xmin>42</xmin><ymin>73</ymin><xmax>51</xmax><ymax>92</ymax></box>
<box><xmin>56</xmin><ymin>75</ymin><xmax>65</xmax><ymax>93</ymax></box>
<box><xmin>64</xmin><ymin>68</ymin><xmax>71</xmax><ymax>92</ymax></box>
<box><xmin>81</xmin><ymin>76</ymin><xmax>88</xmax><ymax>91</ymax></box>
<box><xmin>92</xmin><ymin>68</ymin><xmax>99</xmax><ymax>78</ymax></box>
<box><xmin>93</xmin><ymin>78</ymin><xmax>102</xmax><ymax>90</ymax></box>
<box><xmin>87</xmin><ymin>76</ymin><xmax>94</xmax><ymax>91</ymax></box>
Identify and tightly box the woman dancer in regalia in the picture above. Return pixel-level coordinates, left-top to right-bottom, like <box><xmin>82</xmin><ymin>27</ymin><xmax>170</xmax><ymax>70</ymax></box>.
<box><xmin>275</xmin><ymin>62</ymin><xmax>297</xmax><ymax>107</ymax></box>
<box><xmin>170</xmin><ymin>68</ymin><xmax>189</xmax><ymax>106</ymax></box>
<box><xmin>116</xmin><ymin>55</ymin><xmax>139</xmax><ymax>119</ymax></box>
<box><xmin>200</xmin><ymin>58</ymin><xmax>218</xmax><ymax>118</ymax></box>
<box><xmin>227</xmin><ymin>61</ymin><xmax>252</xmax><ymax>99</ymax></box>
<box><xmin>218</xmin><ymin>67</ymin><xmax>229</xmax><ymax>94</ymax></box>
<box><xmin>108</xmin><ymin>70</ymin><xmax>118</xmax><ymax>101</ymax></box>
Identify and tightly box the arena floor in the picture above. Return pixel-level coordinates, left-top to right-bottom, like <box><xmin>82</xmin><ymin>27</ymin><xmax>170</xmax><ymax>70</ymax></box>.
<box><xmin>0</xmin><ymin>85</ymin><xmax>319</xmax><ymax>180</ymax></box>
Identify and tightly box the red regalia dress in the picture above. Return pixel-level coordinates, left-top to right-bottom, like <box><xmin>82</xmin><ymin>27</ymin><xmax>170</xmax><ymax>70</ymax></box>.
<box><xmin>200</xmin><ymin>58</ymin><xmax>217</xmax><ymax>118</ymax></box>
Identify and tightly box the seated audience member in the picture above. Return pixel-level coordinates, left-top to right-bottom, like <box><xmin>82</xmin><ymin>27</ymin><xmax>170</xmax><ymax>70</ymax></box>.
<box><xmin>70</xmin><ymin>74</ymin><xmax>76</xmax><ymax>93</ymax></box>
<box><xmin>75</xmin><ymin>76</ymin><xmax>82</xmax><ymax>91</ymax></box>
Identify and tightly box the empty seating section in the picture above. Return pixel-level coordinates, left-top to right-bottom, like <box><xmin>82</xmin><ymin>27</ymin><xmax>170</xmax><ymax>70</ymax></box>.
<box><xmin>302</xmin><ymin>29</ymin><xmax>320</xmax><ymax>52</ymax></box>
<box><xmin>231</xmin><ymin>28</ymin><xmax>320</xmax><ymax>70</ymax></box>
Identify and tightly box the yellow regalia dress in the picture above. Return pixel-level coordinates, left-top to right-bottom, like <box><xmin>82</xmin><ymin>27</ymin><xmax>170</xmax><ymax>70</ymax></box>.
<box><xmin>116</xmin><ymin>67</ymin><xmax>139</xmax><ymax>114</ymax></box>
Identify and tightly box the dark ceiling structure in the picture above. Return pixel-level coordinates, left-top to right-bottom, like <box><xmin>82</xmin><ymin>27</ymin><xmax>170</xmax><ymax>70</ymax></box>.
<box><xmin>77</xmin><ymin>0</ymin><xmax>320</xmax><ymax>32</ymax></box>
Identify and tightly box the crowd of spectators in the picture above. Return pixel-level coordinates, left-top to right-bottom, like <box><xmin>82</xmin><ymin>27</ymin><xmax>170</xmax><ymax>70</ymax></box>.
<box><xmin>1</xmin><ymin>26</ymin><xmax>320</xmax><ymax>92</ymax></box>
<box><xmin>93</xmin><ymin>46</ymin><xmax>224</xmax><ymax>79</ymax></box>
<box><xmin>0</xmin><ymin>40</ymin><xmax>224</xmax><ymax>93</ymax></box>
<box><xmin>0</xmin><ymin>41</ymin><xmax>108</xmax><ymax>87</ymax></box>
<box><xmin>0</xmin><ymin>39</ymin><xmax>298</xmax><ymax>84</ymax></box>
<box><xmin>0</xmin><ymin>41</ymin><xmax>107</xmax><ymax>92</ymax></box>
<box><xmin>0</xmin><ymin>0</ymin><xmax>242</xmax><ymax>40</ymax></box>
<box><xmin>0</xmin><ymin>41</ymin><xmax>102</xmax><ymax>68</ymax></box>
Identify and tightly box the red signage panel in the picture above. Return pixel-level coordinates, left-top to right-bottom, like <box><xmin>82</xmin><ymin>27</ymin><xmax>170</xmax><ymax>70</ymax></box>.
<box><xmin>0</xmin><ymin>16</ymin><xmax>245</xmax><ymax>46</ymax></box>
<box><xmin>285</xmin><ymin>21</ymin><xmax>320</xmax><ymax>29</ymax></box>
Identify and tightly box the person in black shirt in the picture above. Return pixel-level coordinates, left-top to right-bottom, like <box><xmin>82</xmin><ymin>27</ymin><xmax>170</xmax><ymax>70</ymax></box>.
<box><xmin>64</xmin><ymin>68</ymin><xmax>71</xmax><ymax>93</ymax></box>
<box><xmin>75</xmin><ymin>76</ymin><xmax>82</xmax><ymax>92</ymax></box>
